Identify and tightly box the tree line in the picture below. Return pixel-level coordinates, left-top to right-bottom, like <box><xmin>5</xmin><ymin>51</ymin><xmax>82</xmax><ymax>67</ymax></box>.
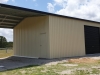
<box><xmin>0</xmin><ymin>36</ymin><xmax>13</xmax><ymax>48</ymax></box>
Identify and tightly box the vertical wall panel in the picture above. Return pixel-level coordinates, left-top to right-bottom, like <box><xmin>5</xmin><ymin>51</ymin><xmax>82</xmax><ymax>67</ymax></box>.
<box><xmin>49</xmin><ymin>15</ymin><xmax>100</xmax><ymax>58</ymax></box>
<box><xmin>14</xmin><ymin>16</ymin><xmax>49</xmax><ymax>58</ymax></box>
<box><xmin>14</xmin><ymin>14</ymin><xmax>100</xmax><ymax>59</ymax></box>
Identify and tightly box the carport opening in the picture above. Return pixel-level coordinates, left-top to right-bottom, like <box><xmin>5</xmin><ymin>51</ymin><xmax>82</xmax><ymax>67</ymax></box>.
<box><xmin>0</xmin><ymin>28</ymin><xmax>13</xmax><ymax>58</ymax></box>
<box><xmin>0</xmin><ymin>3</ymin><xmax>47</xmax><ymax>59</ymax></box>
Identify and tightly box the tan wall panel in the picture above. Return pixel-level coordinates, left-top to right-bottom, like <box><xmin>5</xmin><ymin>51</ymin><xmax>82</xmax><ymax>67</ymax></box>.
<box><xmin>14</xmin><ymin>16</ymin><xmax>50</xmax><ymax>58</ymax></box>
<box><xmin>49</xmin><ymin>15</ymin><xmax>100</xmax><ymax>58</ymax></box>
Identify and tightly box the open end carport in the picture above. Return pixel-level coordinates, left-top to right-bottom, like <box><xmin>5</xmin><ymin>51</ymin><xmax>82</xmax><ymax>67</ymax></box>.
<box><xmin>0</xmin><ymin>3</ymin><xmax>47</xmax><ymax>29</ymax></box>
<box><xmin>0</xmin><ymin>3</ymin><xmax>51</xmax><ymax>71</ymax></box>
<box><xmin>1</xmin><ymin>3</ymin><xmax>100</xmax><ymax>72</ymax></box>
<box><xmin>0</xmin><ymin>3</ymin><xmax>100</xmax><ymax>59</ymax></box>
<box><xmin>0</xmin><ymin>3</ymin><xmax>49</xmax><ymax>58</ymax></box>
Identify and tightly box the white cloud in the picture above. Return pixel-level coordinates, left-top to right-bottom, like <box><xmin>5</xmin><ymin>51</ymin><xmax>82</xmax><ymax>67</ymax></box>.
<box><xmin>47</xmin><ymin>0</ymin><xmax>100</xmax><ymax>22</ymax></box>
<box><xmin>0</xmin><ymin>28</ymin><xmax>13</xmax><ymax>42</ymax></box>
<box><xmin>0</xmin><ymin>0</ymin><xmax>9</xmax><ymax>3</ymax></box>
<box><xmin>0</xmin><ymin>0</ymin><xmax>15</xmax><ymax>3</ymax></box>
<box><xmin>54</xmin><ymin>0</ymin><xmax>64</xmax><ymax>3</ymax></box>
<box><xmin>47</xmin><ymin>3</ymin><xmax>55</xmax><ymax>12</ymax></box>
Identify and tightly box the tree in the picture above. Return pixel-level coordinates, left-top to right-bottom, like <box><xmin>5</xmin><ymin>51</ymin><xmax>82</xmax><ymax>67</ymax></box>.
<box><xmin>7</xmin><ymin>42</ymin><xmax>13</xmax><ymax>48</ymax></box>
<box><xmin>0</xmin><ymin>36</ymin><xmax>7</xmax><ymax>48</ymax></box>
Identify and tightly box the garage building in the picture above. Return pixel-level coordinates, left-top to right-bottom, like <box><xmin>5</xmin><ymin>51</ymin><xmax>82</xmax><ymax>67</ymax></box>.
<box><xmin>0</xmin><ymin>3</ymin><xmax>100</xmax><ymax>58</ymax></box>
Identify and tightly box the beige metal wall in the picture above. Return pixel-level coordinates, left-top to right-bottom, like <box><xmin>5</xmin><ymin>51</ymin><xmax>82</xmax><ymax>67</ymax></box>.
<box><xmin>14</xmin><ymin>16</ymin><xmax>50</xmax><ymax>58</ymax></box>
<box><xmin>14</xmin><ymin>15</ymin><xmax>100</xmax><ymax>59</ymax></box>
<box><xmin>49</xmin><ymin>15</ymin><xmax>100</xmax><ymax>58</ymax></box>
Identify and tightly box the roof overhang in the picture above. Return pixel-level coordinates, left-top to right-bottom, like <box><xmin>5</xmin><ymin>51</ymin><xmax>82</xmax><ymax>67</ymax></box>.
<box><xmin>0</xmin><ymin>3</ymin><xmax>47</xmax><ymax>29</ymax></box>
<box><xmin>0</xmin><ymin>3</ymin><xmax>100</xmax><ymax>29</ymax></box>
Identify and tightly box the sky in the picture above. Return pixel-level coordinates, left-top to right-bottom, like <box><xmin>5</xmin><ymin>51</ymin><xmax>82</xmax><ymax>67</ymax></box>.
<box><xmin>0</xmin><ymin>0</ymin><xmax>100</xmax><ymax>42</ymax></box>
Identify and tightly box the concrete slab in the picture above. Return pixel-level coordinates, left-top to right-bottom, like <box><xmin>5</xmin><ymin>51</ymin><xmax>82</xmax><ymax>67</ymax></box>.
<box><xmin>0</xmin><ymin>54</ymin><xmax>100</xmax><ymax>71</ymax></box>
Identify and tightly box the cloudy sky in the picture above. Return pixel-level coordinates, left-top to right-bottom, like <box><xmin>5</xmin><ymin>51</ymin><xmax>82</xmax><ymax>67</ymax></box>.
<box><xmin>0</xmin><ymin>0</ymin><xmax>100</xmax><ymax>42</ymax></box>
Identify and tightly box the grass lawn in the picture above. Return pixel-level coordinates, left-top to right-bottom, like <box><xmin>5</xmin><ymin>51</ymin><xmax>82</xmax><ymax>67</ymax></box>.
<box><xmin>0</xmin><ymin>50</ymin><xmax>13</xmax><ymax>58</ymax></box>
<box><xmin>0</xmin><ymin>50</ymin><xmax>100</xmax><ymax>75</ymax></box>
<box><xmin>0</xmin><ymin>57</ymin><xmax>100</xmax><ymax>75</ymax></box>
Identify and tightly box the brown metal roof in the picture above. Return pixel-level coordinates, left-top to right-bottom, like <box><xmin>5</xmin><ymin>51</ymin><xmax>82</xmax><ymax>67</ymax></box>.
<box><xmin>0</xmin><ymin>3</ymin><xmax>100</xmax><ymax>29</ymax></box>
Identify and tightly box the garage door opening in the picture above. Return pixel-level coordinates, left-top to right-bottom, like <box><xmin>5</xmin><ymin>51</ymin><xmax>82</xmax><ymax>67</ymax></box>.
<box><xmin>84</xmin><ymin>25</ymin><xmax>100</xmax><ymax>54</ymax></box>
<box><xmin>0</xmin><ymin>28</ymin><xmax>13</xmax><ymax>58</ymax></box>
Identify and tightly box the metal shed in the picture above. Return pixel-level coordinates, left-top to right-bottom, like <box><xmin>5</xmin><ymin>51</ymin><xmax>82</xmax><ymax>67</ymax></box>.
<box><xmin>0</xmin><ymin>3</ymin><xmax>100</xmax><ymax>58</ymax></box>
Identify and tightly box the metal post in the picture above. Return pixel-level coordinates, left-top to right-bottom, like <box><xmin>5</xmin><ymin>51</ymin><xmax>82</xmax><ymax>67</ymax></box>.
<box><xmin>6</xmin><ymin>48</ymin><xmax>7</xmax><ymax>53</ymax></box>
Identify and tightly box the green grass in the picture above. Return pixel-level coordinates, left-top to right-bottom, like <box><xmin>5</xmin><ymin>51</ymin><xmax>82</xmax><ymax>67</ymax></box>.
<box><xmin>0</xmin><ymin>50</ymin><xmax>100</xmax><ymax>75</ymax></box>
<box><xmin>0</xmin><ymin>50</ymin><xmax>13</xmax><ymax>58</ymax></box>
<box><xmin>0</xmin><ymin>61</ymin><xmax>100</xmax><ymax>75</ymax></box>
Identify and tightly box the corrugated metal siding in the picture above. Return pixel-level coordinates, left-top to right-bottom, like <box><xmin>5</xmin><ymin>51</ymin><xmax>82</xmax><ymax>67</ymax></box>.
<box><xmin>14</xmin><ymin>16</ymin><xmax>50</xmax><ymax>58</ymax></box>
<box><xmin>49</xmin><ymin>15</ymin><xmax>100</xmax><ymax>58</ymax></box>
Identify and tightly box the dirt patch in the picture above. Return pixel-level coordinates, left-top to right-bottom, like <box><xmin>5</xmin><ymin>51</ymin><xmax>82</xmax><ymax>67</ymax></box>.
<box><xmin>60</xmin><ymin>70</ymin><xmax>73</xmax><ymax>75</ymax></box>
<box><xmin>45</xmin><ymin>62</ymin><xmax>58</xmax><ymax>66</ymax></box>
<box><xmin>62</xmin><ymin>64</ymin><xmax>78</xmax><ymax>67</ymax></box>
<box><xmin>68</xmin><ymin>57</ymin><xmax>99</xmax><ymax>63</ymax></box>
